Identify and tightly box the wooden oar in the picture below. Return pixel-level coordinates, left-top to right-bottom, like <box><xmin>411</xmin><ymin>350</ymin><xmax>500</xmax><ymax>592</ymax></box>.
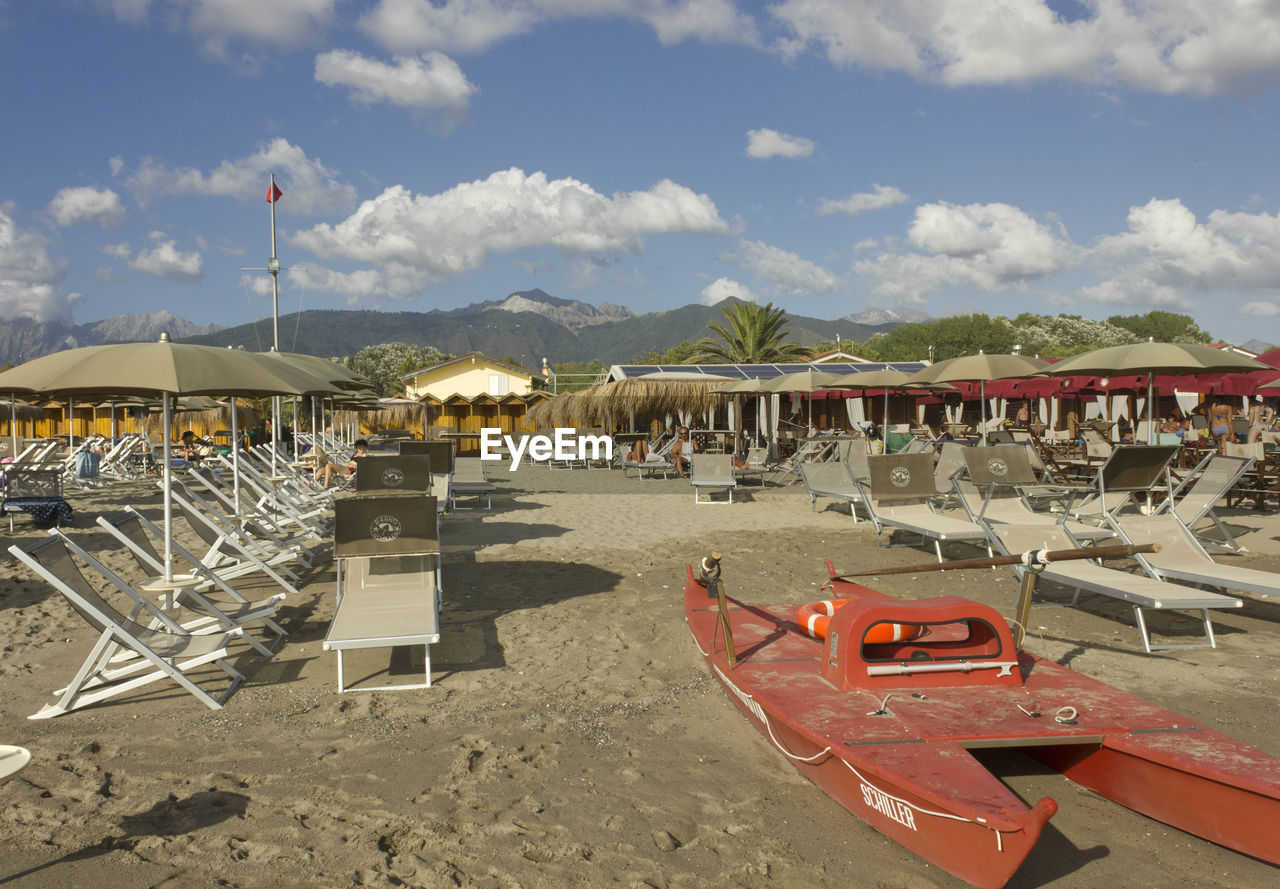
<box><xmin>831</xmin><ymin>542</ymin><xmax>1160</xmax><ymax>581</ymax></box>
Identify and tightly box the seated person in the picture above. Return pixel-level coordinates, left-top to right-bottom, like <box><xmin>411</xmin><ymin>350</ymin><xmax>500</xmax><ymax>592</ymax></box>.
<box><xmin>319</xmin><ymin>439</ymin><xmax>368</xmax><ymax>487</ymax></box>
<box><xmin>627</xmin><ymin>438</ymin><xmax>650</xmax><ymax>463</ymax></box>
<box><xmin>173</xmin><ymin>430</ymin><xmax>207</xmax><ymax>463</ymax></box>
<box><xmin>672</xmin><ymin>426</ymin><xmax>697</xmax><ymax>477</ymax></box>
<box><xmin>1161</xmin><ymin>414</ymin><xmax>1186</xmax><ymax>440</ymax></box>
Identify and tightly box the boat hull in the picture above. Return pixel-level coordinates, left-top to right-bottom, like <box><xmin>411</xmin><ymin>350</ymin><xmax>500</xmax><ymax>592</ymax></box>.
<box><xmin>685</xmin><ymin>565</ymin><xmax>1280</xmax><ymax>888</ymax></box>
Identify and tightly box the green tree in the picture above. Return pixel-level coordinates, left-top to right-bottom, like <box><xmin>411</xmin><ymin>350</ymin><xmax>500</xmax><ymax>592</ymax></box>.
<box><xmin>1007</xmin><ymin>314</ymin><xmax>1138</xmax><ymax>358</ymax></box>
<box><xmin>860</xmin><ymin>314</ymin><xmax>1015</xmax><ymax>362</ymax></box>
<box><xmin>336</xmin><ymin>342</ymin><xmax>450</xmax><ymax>397</ymax></box>
<box><xmin>635</xmin><ymin>339</ymin><xmax>701</xmax><ymax>364</ymax></box>
<box><xmin>551</xmin><ymin>359</ymin><xmax>607</xmax><ymax>393</ymax></box>
<box><xmin>1106</xmin><ymin>311</ymin><xmax>1212</xmax><ymax>344</ymax></box>
<box><xmin>694</xmin><ymin>301</ymin><xmax>810</xmax><ymax>363</ymax></box>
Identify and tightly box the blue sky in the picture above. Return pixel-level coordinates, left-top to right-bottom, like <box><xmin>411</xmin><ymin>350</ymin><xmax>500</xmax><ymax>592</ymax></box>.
<box><xmin>2</xmin><ymin>1</ymin><xmax>1280</xmax><ymax>345</ymax></box>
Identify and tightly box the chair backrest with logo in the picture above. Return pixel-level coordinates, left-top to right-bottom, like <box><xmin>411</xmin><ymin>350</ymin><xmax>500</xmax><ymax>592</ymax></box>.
<box><xmin>353</xmin><ymin>454</ymin><xmax>432</xmax><ymax>493</ymax></box>
<box><xmin>334</xmin><ymin>493</ymin><xmax>439</xmax><ymax>558</ymax></box>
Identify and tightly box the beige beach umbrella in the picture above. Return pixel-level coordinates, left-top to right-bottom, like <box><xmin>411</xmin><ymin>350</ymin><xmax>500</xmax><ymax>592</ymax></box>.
<box><xmin>0</xmin><ymin>335</ymin><xmax>308</xmax><ymax>582</ymax></box>
<box><xmin>1044</xmin><ymin>341</ymin><xmax>1268</xmax><ymax>443</ymax></box>
<box><xmin>907</xmin><ymin>352</ymin><xmax>1050</xmax><ymax>444</ymax></box>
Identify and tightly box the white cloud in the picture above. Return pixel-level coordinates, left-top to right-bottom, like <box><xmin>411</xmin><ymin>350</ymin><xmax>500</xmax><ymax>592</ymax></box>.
<box><xmin>745</xmin><ymin>128</ymin><xmax>815</xmax><ymax>159</ymax></box>
<box><xmin>818</xmin><ymin>184</ymin><xmax>908</xmax><ymax>216</ymax></box>
<box><xmin>735</xmin><ymin>239</ymin><xmax>841</xmax><ymax>294</ymax></box>
<box><xmin>1088</xmin><ymin>198</ymin><xmax>1280</xmax><ymax>296</ymax></box>
<box><xmin>125</xmin><ymin>138</ymin><xmax>357</xmax><ymax>215</ymax></box>
<box><xmin>96</xmin><ymin>0</ymin><xmax>338</xmax><ymax>58</ymax></box>
<box><xmin>768</xmin><ymin>0</ymin><xmax>1280</xmax><ymax>96</ymax></box>
<box><xmin>290</xmin><ymin>168</ymin><xmax>727</xmax><ymax>294</ymax></box>
<box><xmin>314</xmin><ymin>50</ymin><xmax>477</xmax><ymax>118</ymax></box>
<box><xmin>854</xmin><ymin>201</ymin><xmax>1070</xmax><ymax>302</ymax></box>
<box><xmin>46</xmin><ymin>186</ymin><xmax>127</xmax><ymax>229</ymax></box>
<box><xmin>128</xmin><ymin>233</ymin><xmax>204</xmax><ymax>282</ymax></box>
<box><xmin>1241</xmin><ymin>301</ymin><xmax>1280</xmax><ymax>317</ymax></box>
<box><xmin>359</xmin><ymin>0</ymin><xmax>758</xmax><ymax>55</ymax></box>
<box><xmin>0</xmin><ymin>203</ymin><xmax>75</xmax><ymax>324</ymax></box>
<box><xmin>701</xmin><ymin>277</ymin><xmax>755</xmax><ymax>305</ymax></box>
<box><xmin>100</xmin><ymin>242</ymin><xmax>132</xmax><ymax>260</ymax></box>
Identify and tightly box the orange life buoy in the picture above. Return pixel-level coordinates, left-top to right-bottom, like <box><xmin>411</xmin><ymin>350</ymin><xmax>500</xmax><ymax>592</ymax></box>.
<box><xmin>796</xmin><ymin>600</ymin><xmax>922</xmax><ymax>643</ymax></box>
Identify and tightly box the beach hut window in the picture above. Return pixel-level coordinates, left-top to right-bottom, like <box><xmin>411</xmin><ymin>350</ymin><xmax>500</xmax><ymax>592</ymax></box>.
<box><xmin>488</xmin><ymin>375</ymin><xmax>509</xmax><ymax>397</ymax></box>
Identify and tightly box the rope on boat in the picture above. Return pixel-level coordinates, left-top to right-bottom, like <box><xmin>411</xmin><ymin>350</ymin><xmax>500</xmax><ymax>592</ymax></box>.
<box><xmin>710</xmin><ymin>666</ymin><xmax>1013</xmax><ymax>852</ymax></box>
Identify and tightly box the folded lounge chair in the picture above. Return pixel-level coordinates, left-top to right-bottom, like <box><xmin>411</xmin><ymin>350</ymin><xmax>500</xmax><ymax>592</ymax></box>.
<box><xmin>985</xmin><ymin>522</ymin><xmax>1242</xmax><ymax>653</ymax></box>
<box><xmin>691</xmin><ymin>454</ymin><xmax>736</xmax><ymax>504</ymax></box>
<box><xmin>9</xmin><ymin>535</ymin><xmax>244</xmax><ymax>718</ymax></box>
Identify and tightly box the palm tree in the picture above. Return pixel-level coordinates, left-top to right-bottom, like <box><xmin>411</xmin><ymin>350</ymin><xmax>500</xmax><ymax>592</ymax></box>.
<box><xmin>694</xmin><ymin>301</ymin><xmax>810</xmax><ymax>363</ymax></box>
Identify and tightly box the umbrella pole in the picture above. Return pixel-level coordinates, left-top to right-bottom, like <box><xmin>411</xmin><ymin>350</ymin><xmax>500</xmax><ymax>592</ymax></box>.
<box><xmin>67</xmin><ymin>399</ymin><xmax>74</xmax><ymax>453</ymax></box>
<box><xmin>9</xmin><ymin>394</ymin><xmax>16</xmax><ymax>457</ymax></box>
<box><xmin>230</xmin><ymin>397</ymin><xmax>241</xmax><ymax>512</ymax></box>
<box><xmin>981</xmin><ymin>380</ymin><xmax>988</xmax><ymax>445</ymax></box>
<box><xmin>1148</xmin><ymin>372</ymin><xmax>1155</xmax><ymax>444</ymax></box>
<box><xmin>162</xmin><ymin>394</ymin><xmax>173</xmax><ymax>582</ymax></box>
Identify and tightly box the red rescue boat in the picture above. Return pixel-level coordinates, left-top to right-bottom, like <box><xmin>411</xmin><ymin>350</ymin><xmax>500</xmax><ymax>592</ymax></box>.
<box><xmin>683</xmin><ymin>552</ymin><xmax>1280</xmax><ymax>889</ymax></box>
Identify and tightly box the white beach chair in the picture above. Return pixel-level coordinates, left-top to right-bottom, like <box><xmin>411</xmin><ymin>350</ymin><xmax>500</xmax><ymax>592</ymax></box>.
<box><xmin>856</xmin><ymin>453</ymin><xmax>991</xmax><ymax>562</ymax></box>
<box><xmin>986</xmin><ymin>522</ymin><xmax>1242</xmax><ymax>653</ymax></box>
<box><xmin>797</xmin><ymin>461</ymin><xmax>862</xmax><ymax>522</ymax></box>
<box><xmin>9</xmin><ymin>534</ymin><xmax>244</xmax><ymax>718</ymax></box>
<box><xmin>691</xmin><ymin>454</ymin><xmax>736</xmax><ymax>504</ymax></box>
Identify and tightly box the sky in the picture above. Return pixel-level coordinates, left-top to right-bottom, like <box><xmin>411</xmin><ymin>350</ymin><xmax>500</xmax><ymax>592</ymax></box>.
<box><xmin>2</xmin><ymin>1</ymin><xmax>1280</xmax><ymax>346</ymax></box>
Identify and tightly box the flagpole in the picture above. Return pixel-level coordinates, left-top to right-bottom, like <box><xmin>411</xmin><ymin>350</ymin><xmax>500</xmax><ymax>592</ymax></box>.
<box><xmin>268</xmin><ymin>173</ymin><xmax>281</xmax><ymax>473</ymax></box>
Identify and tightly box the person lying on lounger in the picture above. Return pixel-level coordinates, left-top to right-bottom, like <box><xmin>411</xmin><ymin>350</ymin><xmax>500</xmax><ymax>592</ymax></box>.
<box><xmin>320</xmin><ymin>439</ymin><xmax>368</xmax><ymax>487</ymax></box>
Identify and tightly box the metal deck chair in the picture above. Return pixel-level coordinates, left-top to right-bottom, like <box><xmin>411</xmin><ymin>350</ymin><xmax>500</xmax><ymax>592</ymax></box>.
<box><xmin>691</xmin><ymin>454</ymin><xmax>736</xmax><ymax>504</ymax></box>
<box><xmin>797</xmin><ymin>461</ymin><xmax>863</xmax><ymax>521</ymax></box>
<box><xmin>324</xmin><ymin>494</ymin><xmax>442</xmax><ymax>692</ymax></box>
<box><xmin>9</xmin><ymin>535</ymin><xmax>244</xmax><ymax>718</ymax></box>
<box><xmin>1109</xmin><ymin>511</ymin><xmax>1280</xmax><ymax>603</ymax></box>
<box><xmin>168</xmin><ymin>488</ymin><xmax>303</xmax><ymax>596</ymax></box>
<box><xmin>986</xmin><ymin>521</ymin><xmax>1242</xmax><ymax>653</ymax></box>
<box><xmin>955</xmin><ymin>445</ymin><xmax>1113</xmax><ymax>542</ymax></box>
<box><xmin>97</xmin><ymin>510</ymin><xmax>287</xmax><ymax>656</ymax></box>
<box><xmin>1154</xmin><ymin>453</ymin><xmax>1254</xmax><ymax>552</ymax></box>
<box><xmin>1063</xmin><ymin>444</ymin><xmax>1181</xmax><ymax>527</ymax></box>
<box><xmin>855</xmin><ymin>452</ymin><xmax>991</xmax><ymax>562</ymax></box>
<box><xmin>450</xmin><ymin>456</ymin><xmax>495</xmax><ymax>509</ymax></box>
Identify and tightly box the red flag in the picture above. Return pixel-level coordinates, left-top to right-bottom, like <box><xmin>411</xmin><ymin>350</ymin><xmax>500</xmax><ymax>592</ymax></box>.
<box><xmin>266</xmin><ymin>183</ymin><xmax>283</xmax><ymax>203</ymax></box>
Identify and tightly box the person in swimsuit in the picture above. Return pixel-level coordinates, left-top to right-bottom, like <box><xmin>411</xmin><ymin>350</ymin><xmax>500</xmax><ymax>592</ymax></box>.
<box><xmin>672</xmin><ymin>426</ymin><xmax>697</xmax><ymax>477</ymax></box>
<box><xmin>1208</xmin><ymin>401</ymin><xmax>1234</xmax><ymax>451</ymax></box>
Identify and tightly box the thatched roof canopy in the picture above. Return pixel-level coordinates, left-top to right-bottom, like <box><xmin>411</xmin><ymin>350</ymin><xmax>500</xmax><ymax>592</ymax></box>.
<box><xmin>526</xmin><ymin>374</ymin><xmax>733</xmax><ymax>429</ymax></box>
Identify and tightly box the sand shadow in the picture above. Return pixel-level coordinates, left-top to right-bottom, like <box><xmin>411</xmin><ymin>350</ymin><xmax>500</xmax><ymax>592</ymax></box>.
<box><xmin>0</xmin><ymin>789</ymin><xmax>249</xmax><ymax>884</ymax></box>
<box><xmin>973</xmin><ymin>749</ymin><xmax>1111</xmax><ymax>887</ymax></box>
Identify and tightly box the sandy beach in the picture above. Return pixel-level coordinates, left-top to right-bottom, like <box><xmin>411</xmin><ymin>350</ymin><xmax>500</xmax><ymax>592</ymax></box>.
<box><xmin>1</xmin><ymin>463</ymin><xmax>1278</xmax><ymax>889</ymax></box>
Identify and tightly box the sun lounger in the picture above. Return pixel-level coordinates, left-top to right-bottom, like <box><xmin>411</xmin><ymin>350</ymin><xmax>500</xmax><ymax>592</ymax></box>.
<box><xmin>168</xmin><ymin>488</ymin><xmax>304</xmax><ymax>596</ymax></box>
<box><xmin>397</xmin><ymin>441</ymin><xmax>454</xmax><ymax>509</ymax></box>
<box><xmin>956</xmin><ymin>445</ymin><xmax>1113</xmax><ymax>542</ymax></box>
<box><xmin>986</xmin><ymin>522</ymin><xmax>1242</xmax><ymax>652</ymax></box>
<box><xmin>1062</xmin><ymin>444</ymin><xmax>1180</xmax><ymax>527</ymax></box>
<box><xmin>1154</xmin><ymin>453</ymin><xmax>1254</xmax><ymax>552</ymax></box>
<box><xmin>1109</xmin><ymin>512</ymin><xmax>1280</xmax><ymax>602</ymax></box>
<box><xmin>857</xmin><ymin>453</ymin><xmax>991</xmax><ymax>562</ymax></box>
<box><xmin>797</xmin><ymin>461</ymin><xmax>862</xmax><ymax>521</ymax></box>
<box><xmin>324</xmin><ymin>493</ymin><xmax>442</xmax><ymax>692</ymax></box>
<box><xmin>9</xmin><ymin>534</ymin><xmax>244</xmax><ymax>718</ymax></box>
<box><xmin>450</xmin><ymin>456</ymin><xmax>496</xmax><ymax>509</ymax></box>
<box><xmin>691</xmin><ymin>454</ymin><xmax>736</xmax><ymax>504</ymax></box>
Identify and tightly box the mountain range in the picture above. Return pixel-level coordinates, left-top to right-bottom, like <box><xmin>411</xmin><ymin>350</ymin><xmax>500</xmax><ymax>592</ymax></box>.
<box><xmin>0</xmin><ymin>311</ymin><xmax>224</xmax><ymax>366</ymax></box>
<box><xmin>0</xmin><ymin>290</ymin><xmax>911</xmax><ymax>367</ymax></box>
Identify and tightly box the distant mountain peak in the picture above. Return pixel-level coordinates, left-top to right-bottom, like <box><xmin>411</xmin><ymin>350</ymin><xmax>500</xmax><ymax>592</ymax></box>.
<box><xmin>485</xmin><ymin>290</ymin><xmax>633</xmax><ymax>330</ymax></box>
<box><xmin>842</xmin><ymin>305</ymin><xmax>932</xmax><ymax>326</ymax></box>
